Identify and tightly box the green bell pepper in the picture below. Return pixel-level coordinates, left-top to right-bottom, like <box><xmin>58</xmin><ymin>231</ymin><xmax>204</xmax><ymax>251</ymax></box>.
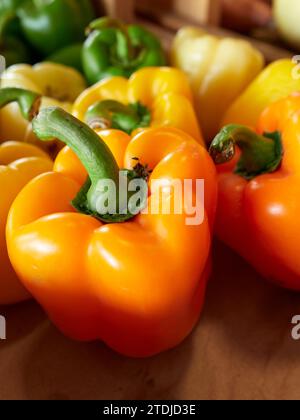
<box><xmin>0</xmin><ymin>0</ymin><xmax>25</xmax><ymax>15</ymax></box>
<box><xmin>0</xmin><ymin>0</ymin><xmax>25</xmax><ymax>40</ymax></box>
<box><xmin>47</xmin><ymin>43</ymin><xmax>83</xmax><ymax>73</ymax></box>
<box><xmin>82</xmin><ymin>17</ymin><xmax>167</xmax><ymax>85</ymax></box>
<box><xmin>0</xmin><ymin>10</ymin><xmax>31</xmax><ymax>66</ymax></box>
<box><xmin>17</xmin><ymin>0</ymin><xmax>95</xmax><ymax>56</ymax></box>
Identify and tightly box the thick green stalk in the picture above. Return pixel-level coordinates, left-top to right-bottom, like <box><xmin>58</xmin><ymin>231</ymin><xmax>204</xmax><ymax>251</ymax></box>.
<box><xmin>32</xmin><ymin>107</ymin><xmax>148</xmax><ymax>223</ymax></box>
<box><xmin>0</xmin><ymin>87</ymin><xmax>41</xmax><ymax>120</ymax></box>
<box><xmin>209</xmin><ymin>124</ymin><xmax>283</xmax><ymax>180</ymax></box>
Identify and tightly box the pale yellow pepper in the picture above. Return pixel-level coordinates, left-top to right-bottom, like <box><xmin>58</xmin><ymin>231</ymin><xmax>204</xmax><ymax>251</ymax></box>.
<box><xmin>171</xmin><ymin>27</ymin><xmax>264</xmax><ymax>141</ymax></box>
<box><xmin>0</xmin><ymin>62</ymin><xmax>86</xmax><ymax>148</ymax></box>
<box><xmin>274</xmin><ymin>0</ymin><xmax>300</xmax><ymax>50</ymax></box>
<box><xmin>223</xmin><ymin>59</ymin><xmax>300</xmax><ymax>128</ymax></box>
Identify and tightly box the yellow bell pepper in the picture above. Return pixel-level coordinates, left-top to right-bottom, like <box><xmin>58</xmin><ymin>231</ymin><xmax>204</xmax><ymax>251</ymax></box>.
<box><xmin>171</xmin><ymin>27</ymin><xmax>264</xmax><ymax>141</ymax></box>
<box><xmin>72</xmin><ymin>67</ymin><xmax>204</xmax><ymax>145</ymax></box>
<box><xmin>274</xmin><ymin>0</ymin><xmax>300</xmax><ymax>50</ymax></box>
<box><xmin>223</xmin><ymin>59</ymin><xmax>300</xmax><ymax>128</ymax></box>
<box><xmin>0</xmin><ymin>62</ymin><xmax>86</xmax><ymax>150</ymax></box>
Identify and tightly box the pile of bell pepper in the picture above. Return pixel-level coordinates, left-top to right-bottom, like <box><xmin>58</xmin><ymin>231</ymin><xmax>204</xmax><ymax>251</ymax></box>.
<box><xmin>0</xmin><ymin>2</ymin><xmax>166</xmax><ymax>83</ymax></box>
<box><xmin>1</xmin><ymin>6</ymin><xmax>300</xmax><ymax>358</ymax></box>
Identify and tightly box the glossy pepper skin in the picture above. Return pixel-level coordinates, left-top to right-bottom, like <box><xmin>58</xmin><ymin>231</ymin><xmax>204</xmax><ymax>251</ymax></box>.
<box><xmin>82</xmin><ymin>17</ymin><xmax>166</xmax><ymax>85</ymax></box>
<box><xmin>0</xmin><ymin>62</ymin><xmax>86</xmax><ymax>154</ymax></box>
<box><xmin>210</xmin><ymin>93</ymin><xmax>300</xmax><ymax>291</ymax></box>
<box><xmin>17</xmin><ymin>0</ymin><xmax>95</xmax><ymax>56</ymax></box>
<box><xmin>7</xmin><ymin>103</ymin><xmax>216</xmax><ymax>357</ymax></box>
<box><xmin>0</xmin><ymin>88</ymin><xmax>52</xmax><ymax>304</ymax></box>
<box><xmin>171</xmin><ymin>26</ymin><xmax>264</xmax><ymax>142</ymax></box>
<box><xmin>73</xmin><ymin>67</ymin><xmax>204</xmax><ymax>145</ymax></box>
<box><xmin>0</xmin><ymin>142</ymin><xmax>52</xmax><ymax>304</ymax></box>
<box><xmin>223</xmin><ymin>59</ymin><xmax>300</xmax><ymax>129</ymax></box>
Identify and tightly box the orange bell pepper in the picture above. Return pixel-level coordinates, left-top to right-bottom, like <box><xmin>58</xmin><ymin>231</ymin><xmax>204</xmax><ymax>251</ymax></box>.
<box><xmin>0</xmin><ymin>142</ymin><xmax>52</xmax><ymax>305</ymax></box>
<box><xmin>209</xmin><ymin>92</ymin><xmax>300</xmax><ymax>290</ymax></box>
<box><xmin>7</xmin><ymin>100</ymin><xmax>216</xmax><ymax>356</ymax></box>
<box><xmin>72</xmin><ymin>67</ymin><xmax>204</xmax><ymax>145</ymax></box>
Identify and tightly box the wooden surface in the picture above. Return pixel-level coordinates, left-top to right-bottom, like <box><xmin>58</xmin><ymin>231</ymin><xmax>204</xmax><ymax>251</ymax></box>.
<box><xmin>0</xmin><ymin>0</ymin><xmax>297</xmax><ymax>402</ymax></box>
<box><xmin>1</xmin><ymin>240</ymin><xmax>300</xmax><ymax>400</ymax></box>
<box><xmin>138</xmin><ymin>0</ymin><xmax>221</xmax><ymax>26</ymax></box>
<box><xmin>136</xmin><ymin>5</ymin><xmax>293</xmax><ymax>63</ymax></box>
<box><xmin>94</xmin><ymin>0</ymin><xmax>293</xmax><ymax>62</ymax></box>
<box><xmin>96</xmin><ymin>0</ymin><xmax>134</xmax><ymax>21</ymax></box>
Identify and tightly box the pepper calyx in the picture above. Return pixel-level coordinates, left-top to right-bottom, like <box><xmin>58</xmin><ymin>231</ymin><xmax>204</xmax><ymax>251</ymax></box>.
<box><xmin>85</xmin><ymin>100</ymin><xmax>151</xmax><ymax>135</ymax></box>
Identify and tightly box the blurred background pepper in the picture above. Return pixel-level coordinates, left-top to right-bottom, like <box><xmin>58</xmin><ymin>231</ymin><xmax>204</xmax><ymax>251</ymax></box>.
<box><xmin>171</xmin><ymin>27</ymin><xmax>264</xmax><ymax>142</ymax></box>
<box><xmin>82</xmin><ymin>17</ymin><xmax>166</xmax><ymax>85</ymax></box>
<box><xmin>0</xmin><ymin>0</ymin><xmax>95</xmax><ymax>67</ymax></box>
<box><xmin>47</xmin><ymin>43</ymin><xmax>84</xmax><ymax>73</ymax></box>
<box><xmin>0</xmin><ymin>0</ymin><xmax>25</xmax><ymax>14</ymax></box>
<box><xmin>0</xmin><ymin>62</ymin><xmax>86</xmax><ymax>155</ymax></box>
<box><xmin>17</xmin><ymin>0</ymin><xmax>95</xmax><ymax>56</ymax></box>
<box><xmin>0</xmin><ymin>10</ymin><xmax>31</xmax><ymax>66</ymax></box>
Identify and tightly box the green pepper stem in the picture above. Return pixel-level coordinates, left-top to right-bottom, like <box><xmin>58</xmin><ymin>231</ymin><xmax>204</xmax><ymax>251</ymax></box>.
<box><xmin>0</xmin><ymin>87</ymin><xmax>41</xmax><ymax>121</ymax></box>
<box><xmin>86</xmin><ymin>17</ymin><xmax>133</xmax><ymax>61</ymax></box>
<box><xmin>32</xmin><ymin>107</ymin><xmax>119</xmax><ymax>187</ymax></box>
<box><xmin>32</xmin><ymin>107</ymin><xmax>147</xmax><ymax>223</ymax></box>
<box><xmin>85</xmin><ymin>100</ymin><xmax>151</xmax><ymax>134</ymax></box>
<box><xmin>209</xmin><ymin>124</ymin><xmax>283</xmax><ymax>180</ymax></box>
<box><xmin>86</xmin><ymin>17</ymin><xmax>125</xmax><ymax>35</ymax></box>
